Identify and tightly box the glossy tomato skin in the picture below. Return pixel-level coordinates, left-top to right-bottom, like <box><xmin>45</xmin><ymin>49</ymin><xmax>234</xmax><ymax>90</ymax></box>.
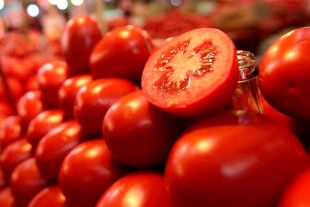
<box><xmin>74</xmin><ymin>78</ymin><xmax>138</xmax><ymax>137</ymax></box>
<box><xmin>10</xmin><ymin>158</ymin><xmax>49</xmax><ymax>207</ymax></box>
<box><xmin>61</xmin><ymin>15</ymin><xmax>103</xmax><ymax>76</ymax></box>
<box><xmin>96</xmin><ymin>171</ymin><xmax>173</xmax><ymax>207</ymax></box>
<box><xmin>37</xmin><ymin>60</ymin><xmax>69</xmax><ymax>109</ymax></box>
<box><xmin>0</xmin><ymin>187</ymin><xmax>15</xmax><ymax>207</ymax></box>
<box><xmin>259</xmin><ymin>27</ymin><xmax>310</xmax><ymax>120</ymax></box>
<box><xmin>58</xmin><ymin>139</ymin><xmax>130</xmax><ymax>207</ymax></box>
<box><xmin>35</xmin><ymin>120</ymin><xmax>86</xmax><ymax>183</ymax></box>
<box><xmin>90</xmin><ymin>25</ymin><xmax>154</xmax><ymax>82</ymax></box>
<box><xmin>0</xmin><ymin>115</ymin><xmax>23</xmax><ymax>151</ymax></box>
<box><xmin>164</xmin><ymin>110</ymin><xmax>310</xmax><ymax>207</ymax></box>
<box><xmin>58</xmin><ymin>74</ymin><xmax>93</xmax><ymax>120</ymax></box>
<box><xmin>0</xmin><ymin>138</ymin><xmax>32</xmax><ymax>184</ymax></box>
<box><xmin>103</xmin><ymin>90</ymin><xmax>189</xmax><ymax>169</ymax></box>
<box><xmin>28</xmin><ymin>185</ymin><xmax>67</xmax><ymax>207</ymax></box>
<box><xmin>142</xmin><ymin>28</ymin><xmax>239</xmax><ymax>118</ymax></box>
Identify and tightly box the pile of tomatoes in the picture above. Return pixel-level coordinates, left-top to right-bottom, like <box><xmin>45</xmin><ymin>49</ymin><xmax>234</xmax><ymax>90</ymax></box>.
<box><xmin>0</xmin><ymin>14</ymin><xmax>310</xmax><ymax>207</ymax></box>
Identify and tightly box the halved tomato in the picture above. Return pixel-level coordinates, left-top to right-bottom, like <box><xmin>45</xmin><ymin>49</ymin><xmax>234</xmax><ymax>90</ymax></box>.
<box><xmin>141</xmin><ymin>28</ymin><xmax>239</xmax><ymax>117</ymax></box>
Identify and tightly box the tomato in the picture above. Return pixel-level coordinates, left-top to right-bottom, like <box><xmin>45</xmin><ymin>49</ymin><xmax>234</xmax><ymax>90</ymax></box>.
<box><xmin>0</xmin><ymin>101</ymin><xmax>13</xmax><ymax>117</ymax></box>
<box><xmin>89</xmin><ymin>25</ymin><xmax>154</xmax><ymax>83</ymax></box>
<box><xmin>0</xmin><ymin>76</ymin><xmax>23</xmax><ymax>104</ymax></box>
<box><xmin>28</xmin><ymin>185</ymin><xmax>67</xmax><ymax>207</ymax></box>
<box><xmin>74</xmin><ymin>78</ymin><xmax>138</xmax><ymax>137</ymax></box>
<box><xmin>103</xmin><ymin>90</ymin><xmax>189</xmax><ymax>169</ymax></box>
<box><xmin>164</xmin><ymin>110</ymin><xmax>310</xmax><ymax>207</ymax></box>
<box><xmin>10</xmin><ymin>158</ymin><xmax>49</xmax><ymax>207</ymax></box>
<box><xmin>142</xmin><ymin>28</ymin><xmax>239</xmax><ymax>117</ymax></box>
<box><xmin>0</xmin><ymin>138</ymin><xmax>32</xmax><ymax>184</ymax></box>
<box><xmin>61</xmin><ymin>15</ymin><xmax>103</xmax><ymax>76</ymax></box>
<box><xmin>58</xmin><ymin>139</ymin><xmax>130</xmax><ymax>207</ymax></box>
<box><xmin>35</xmin><ymin>120</ymin><xmax>85</xmax><ymax>182</ymax></box>
<box><xmin>278</xmin><ymin>167</ymin><xmax>310</xmax><ymax>207</ymax></box>
<box><xmin>58</xmin><ymin>74</ymin><xmax>93</xmax><ymax>120</ymax></box>
<box><xmin>17</xmin><ymin>90</ymin><xmax>44</xmax><ymax>132</ymax></box>
<box><xmin>37</xmin><ymin>60</ymin><xmax>69</xmax><ymax>109</ymax></box>
<box><xmin>259</xmin><ymin>27</ymin><xmax>310</xmax><ymax>120</ymax></box>
<box><xmin>96</xmin><ymin>171</ymin><xmax>173</xmax><ymax>207</ymax></box>
<box><xmin>0</xmin><ymin>115</ymin><xmax>23</xmax><ymax>151</ymax></box>
<box><xmin>0</xmin><ymin>169</ymin><xmax>6</xmax><ymax>191</ymax></box>
<box><xmin>26</xmin><ymin>109</ymin><xmax>64</xmax><ymax>152</ymax></box>
<box><xmin>25</xmin><ymin>75</ymin><xmax>40</xmax><ymax>92</ymax></box>
<box><xmin>0</xmin><ymin>187</ymin><xmax>15</xmax><ymax>207</ymax></box>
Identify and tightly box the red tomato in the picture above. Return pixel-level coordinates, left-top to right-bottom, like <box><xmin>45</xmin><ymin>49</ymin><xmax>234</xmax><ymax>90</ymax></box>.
<box><xmin>35</xmin><ymin>120</ymin><xmax>85</xmax><ymax>182</ymax></box>
<box><xmin>96</xmin><ymin>171</ymin><xmax>173</xmax><ymax>207</ymax></box>
<box><xmin>0</xmin><ymin>115</ymin><xmax>23</xmax><ymax>151</ymax></box>
<box><xmin>0</xmin><ymin>101</ymin><xmax>13</xmax><ymax>117</ymax></box>
<box><xmin>0</xmin><ymin>138</ymin><xmax>32</xmax><ymax>184</ymax></box>
<box><xmin>164</xmin><ymin>110</ymin><xmax>310</xmax><ymax>207</ymax></box>
<box><xmin>25</xmin><ymin>75</ymin><xmax>40</xmax><ymax>92</ymax></box>
<box><xmin>142</xmin><ymin>28</ymin><xmax>239</xmax><ymax>117</ymax></box>
<box><xmin>26</xmin><ymin>109</ymin><xmax>64</xmax><ymax>152</ymax></box>
<box><xmin>0</xmin><ymin>77</ymin><xmax>23</xmax><ymax>104</ymax></box>
<box><xmin>58</xmin><ymin>74</ymin><xmax>93</xmax><ymax>120</ymax></box>
<box><xmin>103</xmin><ymin>90</ymin><xmax>189</xmax><ymax>169</ymax></box>
<box><xmin>28</xmin><ymin>185</ymin><xmax>67</xmax><ymax>207</ymax></box>
<box><xmin>58</xmin><ymin>139</ymin><xmax>130</xmax><ymax>207</ymax></box>
<box><xmin>278</xmin><ymin>167</ymin><xmax>310</xmax><ymax>207</ymax></box>
<box><xmin>17</xmin><ymin>90</ymin><xmax>44</xmax><ymax>132</ymax></box>
<box><xmin>10</xmin><ymin>158</ymin><xmax>49</xmax><ymax>207</ymax></box>
<box><xmin>0</xmin><ymin>187</ymin><xmax>15</xmax><ymax>207</ymax></box>
<box><xmin>37</xmin><ymin>60</ymin><xmax>69</xmax><ymax>108</ymax></box>
<box><xmin>61</xmin><ymin>15</ymin><xmax>103</xmax><ymax>76</ymax></box>
<box><xmin>89</xmin><ymin>25</ymin><xmax>154</xmax><ymax>83</ymax></box>
<box><xmin>259</xmin><ymin>27</ymin><xmax>310</xmax><ymax>120</ymax></box>
<box><xmin>74</xmin><ymin>78</ymin><xmax>138</xmax><ymax>137</ymax></box>
<box><xmin>0</xmin><ymin>169</ymin><xmax>6</xmax><ymax>191</ymax></box>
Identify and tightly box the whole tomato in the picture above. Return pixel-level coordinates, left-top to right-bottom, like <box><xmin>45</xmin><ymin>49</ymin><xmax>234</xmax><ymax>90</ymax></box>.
<box><xmin>164</xmin><ymin>110</ymin><xmax>310</xmax><ymax>207</ymax></box>
<box><xmin>0</xmin><ymin>187</ymin><xmax>15</xmax><ymax>207</ymax></box>
<box><xmin>0</xmin><ymin>115</ymin><xmax>23</xmax><ymax>151</ymax></box>
<box><xmin>10</xmin><ymin>158</ymin><xmax>49</xmax><ymax>207</ymax></box>
<box><xmin>103</xmin><ymin>90</ymin><xmax>189</xmax><ymax>169</ymax></box>
<box><xmin>259</xmin><ymin>26</ymin><xmax>310</xmax><ymax>120</ymax></box>
<box><xmin>28</xmin><ymin>185</ymin><xmax>67</xmax><ymax>207</ymax></box>
<box><xmin>58</xmin><ymin>139</ymin><xmax>130</xmax><ymax>207</ymax></box>
<box><xmin>35</xmin><ymin>120</ymin><xmax>85</xmax><ymax>183</ymax></box>
<box><xmin>89</xmin><ymin>25</ymin><xmax>154</xmax><ymax>83</ymax></box>
<box><xmin>61</xmin><ymin>15</ymin><xmax>103</xmax><ymax>76</ymax></box>
<box><xmin>96</xmin><ymin>171</ymin><xmax>173</xmax><ymax>207</ymax></box>
<box><xmin>74</xmin><ymin>78</ymin><xmax>138</xmax><ymax>137</ymax></box>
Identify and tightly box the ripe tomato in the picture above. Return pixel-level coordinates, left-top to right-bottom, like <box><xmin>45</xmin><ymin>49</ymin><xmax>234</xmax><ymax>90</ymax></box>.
<box><xmin>61</xmin><ymin>15</ymin><xmax>103</xmax><ymax>76</ymax></box>
<box><xmin>10</xmin><ymin>158</ymin><xmax>49</xmax><ymax>207</ymax></box>
<box><xmin>0</xmin><ymin>115</ymin><xmax>23</xmax><ymax>151</ymax></box>
<box><xmin>103</xmin><ymin>90</ymin><xmax>189</xmax><ymax>169</ymax></box>
<box><xmin>0</xmin><ymin>76</ymin><xmax>23</xmax><ymax>104</ymax></box>
<box><xmin>164</xmin><ymin>110</ymin><xmax>310</xmax><ymax>207</ymax></box>
<box><xmin>0</xmin><ymin>138</ymin><xmax>32</xmax><ymax>184</ymax></box>
<box><xmin>74</xmin><ymin>78</ymin><xmax>138</xmax><ymax>137</ymax></box>
<box><xmin>259</xmin><ymin>26</ymin><xmax>310</xmax><ymax>120</ymax></box>
<box><xmin>0</xmin><ymin>187</ymin><xmax>15</xmax><ymax>207</ymax></box>
<box><xmin>28</xmin><ymin>185</ymin><xmax>67</xmax><ymax>207</ymax></box>
<box><xmin>89</xmin><ymin>25</ymin><xmax>154</xmax><ymax>83</ymax></box>
<box><xmin>142</xmin><ymin>28</ymin><xmax>239</xmax><ymax>117</ymax></box>
<box><xmin>37</xmin><ymin>60</ymin><xmax>69</xmax><ymax>109</ymax></box>
<box><xmin>58</xmin><ymin>74</ymin><xmax>93</xmax><ymax>120</ymax></box>
<box><xmin>35</xmin><ymin>120</ymin><xmax>85</xmax><ymax>182</ymax></box>
<box><xmin>96</xmin><ymin>171</ymin><xmax>173</xmax><ymax>207</ymax></box>
<box><xmin>58</xmin><ymin>139</ymin><xmax>130</xmax><ymax>207</ymax></box>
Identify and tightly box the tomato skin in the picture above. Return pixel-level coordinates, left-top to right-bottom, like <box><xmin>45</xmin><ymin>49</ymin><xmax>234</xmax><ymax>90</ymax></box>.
<box><xmin>89</xmin><ymin>25</ymin><xmax>154</xmax><ymax>82</ymax></box>
<box><xmin>0</xmin><ymin>115</ymin><xmax>23</xmax><ymax>151</ymax></box>
<box><xmin>142</xmin><ymin>28</ymin><xmax>239</xmax><ymax>118</ymax></box>
<box><xmin>61</xmin><ymin>15</ymin><xmax>103</xmax><ymax>76</ymax></box>
<box><xmin>74</xmin><ymin>78</ymin><xmax>138</xmax><ymax>137</ymax></box>
<box><xmin>259</xmin><ymin>27</ymin><xmax>310</xmax><ymax>120</ymax></box>
<box><xmin>0</xmin><ymin>187</ymin><xmax>15</xmax><ymax>207</ymax></box>
<box><xmin>28</xmin><ymin>185</ymin><xmax>67</xmax><ymax>207</ymax></box>
<box><xmin>164</xmin><ymin>110</ymin><xmax>310</xmax><ymax>207</ymax></box>
<box><xmin>58</xmin><ymin>139</ymin><xmax>130</xmax><ymax>207</ymax></box>
<box><xmin>35</xmin><ymin>120</ymin><xmax>85</xmax><ymax>183</ymax></box>
<box><xmin>58</xmin><ymin>74</ymin><xmax>93</xmax><ymax>120</ymax></box>
<box><xmin>10</xmin><ymin>158</ymin><xmax>49</xmax><ymax>207</ymax></box>
<box><xmin>103</xmin><ymin>90</ymin><xmax>188</xmax><ymax>169</ymax></box>
<box><xmin>96</xmin><ymin>171</ymin><xmax>173</xmax><ymax>207</ymax></box>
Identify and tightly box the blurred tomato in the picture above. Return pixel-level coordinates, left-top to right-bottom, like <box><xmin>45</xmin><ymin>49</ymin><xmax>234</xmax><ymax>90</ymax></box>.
<box><xmin>165</xmin><ymin>110</ymin><xmax>310</xmax><ymax>207</ymax></box>
<box><xmin>28</xmin><ymin>185</ymin><xmax>67</xmax><ymax>207</ymax></box>
<box><xmin>0</xmin><ymin>77</ymin><xmax>23</xmax><ymax>104</ymax></box>
<box><xmin>74</xmin><ymin>78</ymin><xmax>138</xmax><ymax>137</ymax></box>
<box><xmin>0</xmin><ymin>101</ymin><xmax>13</xmax><ymax>117</ymax></box>
<box><xmin>59</xmin><ymin>139</ymin><xmax>130</xmax><ymax>207</ymax></box>
<box><xmin>0</xmin><ymin>115</ymin><xmax>23</xmax><ymax>151</ymax></box>
<box><xmin>0</xmin><ymin>187</ymin><xmax>15</xmax><ymax>207</ymax></box>
<box><xmin>25</xmin><ymin>75</ymin><xmax>40</xmax><ymax>92</ymax></box>
<box><xmin>61</xmin><ymin>15</ymin><xmax>103</xmax><ymax>76</ymax></box>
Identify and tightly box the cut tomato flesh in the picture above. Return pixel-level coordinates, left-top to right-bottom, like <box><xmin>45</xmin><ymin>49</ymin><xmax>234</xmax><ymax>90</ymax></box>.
<box><xmin>142</xmin><ymin>28</ymin><xmax>239</xmax><ymax>117</ymax></box>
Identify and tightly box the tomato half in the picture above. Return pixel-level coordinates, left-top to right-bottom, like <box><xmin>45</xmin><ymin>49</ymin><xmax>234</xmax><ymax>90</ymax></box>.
<box><xmin>259</xmin><ymin>26</ymin><xmax>310</xmax><ymax>120</ymax></box>
<box><xmin>164</xmin><ymin>110</ymin><xmax>310</xmax><ymax>207</ymax></box>
<box><xmin>142</xmin><ymin>28</ymin><xmax>239</xmax><ymax>117</ymax></box>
